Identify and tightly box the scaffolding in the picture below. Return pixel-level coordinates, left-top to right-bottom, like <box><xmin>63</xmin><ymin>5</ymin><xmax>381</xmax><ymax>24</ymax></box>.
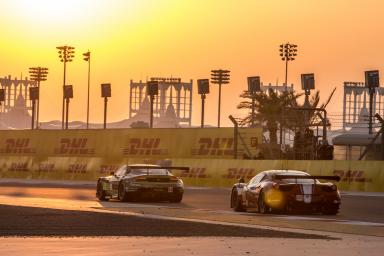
<box><xmin>0</xmin><ymin>75</ymin><xmax>37</xmax><ymax>114</ymax></box>
<box><xmin>342</xmin><ymin>82</ymin><xmax>384</xmax><ymax>131</ymax></box>
<box><xmin>129</xmin><ymin>78</ymin><xmax>193</xmax><ymax>126</ymax></box>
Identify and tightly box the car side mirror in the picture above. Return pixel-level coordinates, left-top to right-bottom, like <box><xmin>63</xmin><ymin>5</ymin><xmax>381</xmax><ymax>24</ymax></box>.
<box><xmin>110</xmin><ymin>171</ymin><xmax>115</xmax><ymax>176</ymax></box>
<box><xmin>238</xmin><ymin>177</ymin><xmax>245</xmax><ymax>183</ymax></box>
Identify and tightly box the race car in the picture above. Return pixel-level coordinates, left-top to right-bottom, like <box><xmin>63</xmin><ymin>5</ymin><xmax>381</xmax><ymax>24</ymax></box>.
<box><xmin>96</xmin><ymin>164</ymin><xmax>188</xmax><ymax>203</ymax></box>
<box><xmin>230</xmin><ymin>170</ymin><xmax>341</xmax><ymax>215</ymax></box>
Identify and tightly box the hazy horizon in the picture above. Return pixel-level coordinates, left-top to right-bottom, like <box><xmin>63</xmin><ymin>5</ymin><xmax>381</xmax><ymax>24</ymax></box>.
<box><xmin>1</xmin><ymin>0</ymin><xmax>383</xmax><ymax>128</ymax></box>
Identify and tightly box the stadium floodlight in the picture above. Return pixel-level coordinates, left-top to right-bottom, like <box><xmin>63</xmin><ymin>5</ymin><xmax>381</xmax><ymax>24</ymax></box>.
<box><xmin>56</xmin><ymin>45</ymin><xmax>75</xmax><ymax>129</ymax></box>
<box><xmin>211</xmin><ymin>69</ymin><xmax>230</xmax><ymax>127</ymax></box>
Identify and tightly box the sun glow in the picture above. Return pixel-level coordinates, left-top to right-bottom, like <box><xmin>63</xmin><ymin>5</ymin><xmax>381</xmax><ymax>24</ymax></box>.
<box><xmin>12</xmin><ymin>0</ymin><xmax>108</xmax><ymax>26</ymax></box>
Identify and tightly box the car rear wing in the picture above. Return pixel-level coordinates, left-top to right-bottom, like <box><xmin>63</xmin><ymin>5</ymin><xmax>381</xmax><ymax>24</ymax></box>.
<box><xmin>273</xmin><ymin>175</ymin><xmax>340</xmax><ymax>182</ymax></box>
<box><xmin>128</xmin><ymin>166</ymin><xmax>189</xmax><ymax>171</ymax></box>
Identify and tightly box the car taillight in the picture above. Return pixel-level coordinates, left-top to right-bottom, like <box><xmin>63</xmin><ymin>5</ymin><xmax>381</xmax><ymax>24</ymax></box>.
<box><xmin>170</xmin><ymin>177</ymin><xmax>179</xmax><ymax>182</ymax></box>
<box><xmin>134</xmin><ymin>177</ymin><xmax>147</xmax><ymax>182</ymax></box>
<box><xmin>331</xmin><ymin>184</ymin><xmax>337</xmax><ymax>191</ymax></box>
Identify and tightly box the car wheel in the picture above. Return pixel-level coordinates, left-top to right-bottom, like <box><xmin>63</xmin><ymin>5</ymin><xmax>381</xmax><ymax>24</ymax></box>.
<box><xmin>170</xmin><ymin>193</ymin><xmax>183</xmax><ymax>203</ymax></box>
<box><xmin>96</xmin><ymin>180</ymin><xmax>108</xmax><ymax>201</ymax></box>
<box><xmin>231</xmin><ymin>190</ymin><xmax>245</xmax><ymax>212</ymax></box>
<box><xmin>258</xmin><ymin>191</ymin><xmax>268</xmax><ymax>214</ymax></box>
<box><xmin>118</xmin><ymin>182</ymin><xmax>130</xmax><ymax>202</ymax></box>
<box><xmin>322</xmin><ymin>205</ymin><xmax>339</xmax><ymax>215</ymax></box>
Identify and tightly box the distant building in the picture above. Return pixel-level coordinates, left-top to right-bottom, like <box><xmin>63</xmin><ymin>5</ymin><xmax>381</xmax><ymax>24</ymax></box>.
<box><xmin>129</xmin><ymin>78</ymin><xmax>193</xmax><ymax>127</ymax></box>
<box><xmin>0</xmin><ymin>75</ymin><xmax>36</xmax><ymax>129</ymax></box>
<box><xmin>333</xmin><ymin>81</ymin><xmax>384</xmax><ymax>160</ymax></box>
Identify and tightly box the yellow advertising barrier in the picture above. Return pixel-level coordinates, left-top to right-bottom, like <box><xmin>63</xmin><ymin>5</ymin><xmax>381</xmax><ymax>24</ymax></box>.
<box><xmin>0</xmin><ymin>128</ymin><xmax>261</xmax><ymax>159</ymax></box>
<box><xmin>0</xmin><ymin>128</ymin><xmax>382</xmax><ymax>192</ymax></box>
<box><xmin>0</xmin><ymin>155</ymin><xmax>383</xmax><ymax>192</ymax></box>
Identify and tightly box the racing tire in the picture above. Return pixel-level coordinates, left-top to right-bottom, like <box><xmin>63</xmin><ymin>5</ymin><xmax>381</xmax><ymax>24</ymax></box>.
<box><xmin>258</xmin><ymin>191</ymin><xmax>269</xmax><ymax>214</ymax></box>
<box><xmin>322</xmin><ymin>205</ymin><xmax>339</xmax><ymax>215</ymax></box>
<box><xmin>231</xmin><ymin>190</ymin><xmax>245</xmax><ymax>212</ymax></box>
<box><xmin>96</xmin><ymin>180</ymin><xmax>108</xmax><ymax>201</ymax></box>
<box><xmin>118</xmin><ymin>182</ymin><xmax>131</xmax><ymax>202</ymax></box>
<box><xmin>170</xmin><ymin>193</ymin><xmax>183</xmax><ymax>203</ymax></box>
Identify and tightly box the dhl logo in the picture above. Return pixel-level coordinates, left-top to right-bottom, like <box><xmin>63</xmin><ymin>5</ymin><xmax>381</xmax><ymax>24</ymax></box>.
<box><xmin>191</xmin><ymin>137</ymin><xmax>234</xmax><ymax>156</ymax></box>
<box><xmin>67</xmin><ymin>164</ymin><xmax>87</xmax><ymax>174</ymax></box>
<box><xmin>122</xmin><ymin>138</ymin><xmax>168</xmax><ymax>155</ymax></box>
<box><xmin>8</xmin><ymin>162</ymin><xmax>29</xmax><ymax>172</ymax></box>
<box><xmin>333</xmin><ymin>170</ymin><xmax>372</xmax><ymax>183</ymax></box>
<box><xmin>54</xmin><ymin>138</ymin><xmax>95</xmax><ymax>155</ymax></box>
<box><xmin>38</xmin><ymin>163</ymin><xmax>55</xmax><ymax>173</ymax></box>
<box><xmin>222</xmin><ymin>168</ymin><xmax>256</xmax><ymax>179</ymax></box>
<box><xmin>0</xmin><ymin>138</ymin><xmax>36</xmax><ymax>154</ymax></box>
<box><xmin>178</xmin><ymin>168</ymin><xmax>209</xmax><ymax>178</ymax></box>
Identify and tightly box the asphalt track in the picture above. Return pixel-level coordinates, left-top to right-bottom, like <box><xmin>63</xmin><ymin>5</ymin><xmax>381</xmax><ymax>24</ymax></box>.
<box><xmin>0</xmin><ymin>181</ymin><xmax>384</xmax><ymax>255</ymax></box>
<box><xmin>0</xmin><ymin>183</ymin><xmax>383</xmax><ymax>224</ymax></box>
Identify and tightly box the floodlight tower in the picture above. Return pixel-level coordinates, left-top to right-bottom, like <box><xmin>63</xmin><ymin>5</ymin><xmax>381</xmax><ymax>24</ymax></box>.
<box><xmin>211</xmin><ymin>69</ymin><xmax>230</xmax><ymax>127</ymax></box>
<box><xmin>197</xmin><ymin>79</ymin><xmax>210</xmax><ymax>128</ymax></box>
<box><xmin>83</xmin><ymin>51</ymin><xmax>91</xmax><ymax>129</ymax></box>
<box><xmin>280</xmin><ymin>43</ymin><xmax>297</xmax><ymax>90</ymax></box>
<box><xmin>56</xmin><ymin>45</ymin><xmax>75</xmax><ymax>129</ymax></box>
<box><xmin>147</xmin><ymin>81</ymin><xmax>159</xmax><ymax>128</ymax></box>
<box><xmin>28</xmin><ymin>67</ymin><xmax>48</xmax><ymax>128</ymax></box>
<box><xmin>247</xmin><ymin>76</ymin><xmax>261</xmax><ymax>127</ymax></box>
<box><xmin>365</xmin><ymin>70</ymin><xmax>380</xmax><ymax>134</ymax></box>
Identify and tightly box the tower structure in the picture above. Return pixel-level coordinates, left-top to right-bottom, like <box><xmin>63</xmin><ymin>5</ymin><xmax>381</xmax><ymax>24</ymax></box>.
<box><xmin>129</xmin><ymin>77</ymin><xmax>193</xmax><ymax>127</ymax></box>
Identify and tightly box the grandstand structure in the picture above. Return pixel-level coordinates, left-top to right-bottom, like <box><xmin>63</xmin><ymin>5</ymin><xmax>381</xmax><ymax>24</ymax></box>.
<box><xmin>129</xmin><ymin>78</ymin><xmax>193</xmax><ymax>127</ymax></box>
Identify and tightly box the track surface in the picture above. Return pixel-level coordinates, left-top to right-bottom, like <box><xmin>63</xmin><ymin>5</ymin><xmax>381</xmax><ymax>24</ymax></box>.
<box><xmin>0</xmin><ymin>184</ymin><xmax>383</xmax><ymax>224</ymax></box>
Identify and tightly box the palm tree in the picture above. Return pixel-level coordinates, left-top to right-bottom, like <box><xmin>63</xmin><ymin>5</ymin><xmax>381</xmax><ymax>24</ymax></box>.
<box><xmin>237</xmin><ymin>88</ymin><xmax>301</xmax><ymax>144</ymax></box>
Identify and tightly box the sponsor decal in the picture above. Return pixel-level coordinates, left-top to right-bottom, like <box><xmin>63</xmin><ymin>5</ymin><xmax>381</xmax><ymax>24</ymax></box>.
<box><xmin>38</xmin><ymin>163</ymin><xmax>55</xmax><ymax>173</ymax></box>
<box><xmin>179</xmin><ymin>168</ymin><xmax>209</xmax><ymax>178</ymax></box>
<box><xmin>222</xmin><ymin>168</ymin><xmax>256</xmax><ymax>179</ymax></box>
<box><xmin>67</xmin><ymin>164</ymin><xmax>87</xmax><ymax>174</ymax></box>
<box><xmin>0</xmin><ymin>138</ymin><xmax>36</xmax><ymax>154</ymax></box>
<box><xmin>8</xmin><ymin>162</ymin><xmax>29</xmax><ymax>172</ymax></box>
<box><xmin>191</xmin><ymin>137</ymin><xmax>234</xmax><ymax>156</ymax></box>
<box><xmin>333</xmin><ymin>169</ymin><xmax>372</xmax><ymax>183</ymax></box>
<box><xmin>99</xmin><ymin>165</ymin><xmax>119</xmax><ymax>174</ymax></box>
<box><xmin>250</xmin><ymin>137</ymin><xmax>258</xmax><ymax>147</ymax></box>
<box><xmin>54</xmin><ymin>138</ymin><xmax>95</xmax><ymax>155</ymax></box>
<box><xmin>122</xmin><ymin>138</ymin><xmax>168</xmax><ymax>155</ymax></box>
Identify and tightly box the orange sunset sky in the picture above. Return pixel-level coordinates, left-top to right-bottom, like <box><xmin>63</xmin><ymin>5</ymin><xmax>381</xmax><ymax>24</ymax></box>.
<box><xmin>0</xmin><ymin>0</ymin><xmax>383</xmax><ymax>127</ymax></box>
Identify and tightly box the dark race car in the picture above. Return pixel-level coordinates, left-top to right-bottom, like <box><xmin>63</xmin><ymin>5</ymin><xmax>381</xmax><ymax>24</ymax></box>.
<box><xmin>230</xmin><ymin>170</ymin><xmax>341</xmax><ymax>215</ymax></box>
<box><xmin>96</xmin><ymin>164</ymin><xmax>188</xmax><ymax>203</ymax></box>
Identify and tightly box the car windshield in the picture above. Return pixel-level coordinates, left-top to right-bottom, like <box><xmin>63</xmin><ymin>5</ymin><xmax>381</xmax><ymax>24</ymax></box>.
<box><xmin>130</xmin><ymin>168</ymin><xmax>170</xmax><ymax>175</ymax></box>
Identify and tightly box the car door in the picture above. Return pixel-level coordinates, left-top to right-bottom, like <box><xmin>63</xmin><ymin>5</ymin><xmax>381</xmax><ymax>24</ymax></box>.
<box><xmin>245</xmin><ymin>173</ymin><xmax>264</xmax><ymax>208</ymax></box>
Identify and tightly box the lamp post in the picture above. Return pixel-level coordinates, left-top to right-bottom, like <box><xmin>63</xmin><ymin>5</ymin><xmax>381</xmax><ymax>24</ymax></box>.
<box><xmin>28</xmin><ymin>67</ymin><xmax>48</xmax><ymax>128</ymax></box>
<box><xmin>211</xmin><ymin>69</ymin><xmax>230</xmax><ymax>127</ymax></box>
<box><xmin>56</xmin><ymin>45</ymin><xmax>75</xmax><ymax>129</ymax></box>
<box><xmin>247</xmin><ymin>76</ymin><xmax>261</xmax><ymax>127</ymax></box>
<box><xmin>64</xmin><ymin>85</ymin><xmax>73</xmax><ymax>129</ymax></box>
<box><xmin>29</xmin><ymin>87</ymin><xmax>39</xmax><ymax>129</ymax></box>
<box><xmin>83</xmin><ymin>51</ymin><xmax>91</xmax><ymax>129</ymax></box>
<box><xmin>197</xmin><ymin>79</ymin><xmax>210</xmax><ymax>128</ymax></box>
<box><xmin>365</xmin><ymin>70</ymin><xmax>380</xmax><ymax>134</ymax></box>
<box><xmin>147</xmin><ymin>81</ymin><xmax>158</xmax><ymax>128</ymax></box>
<box><xmin>101</xmin><ymin>83</ymin><xmax>111</xmax><ymax>129</ymax></box>
<box><xmin>279</xmin><ymin>43</ymin><xmax>297</xmax><ymax>90</ymax></box>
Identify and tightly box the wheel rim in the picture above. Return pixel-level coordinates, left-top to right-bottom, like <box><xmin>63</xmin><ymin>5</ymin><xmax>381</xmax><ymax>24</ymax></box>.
<box><xmin>118</xmin><ymin>184</ymin><xmax>125</xmax><ymax>200</ymax></box>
